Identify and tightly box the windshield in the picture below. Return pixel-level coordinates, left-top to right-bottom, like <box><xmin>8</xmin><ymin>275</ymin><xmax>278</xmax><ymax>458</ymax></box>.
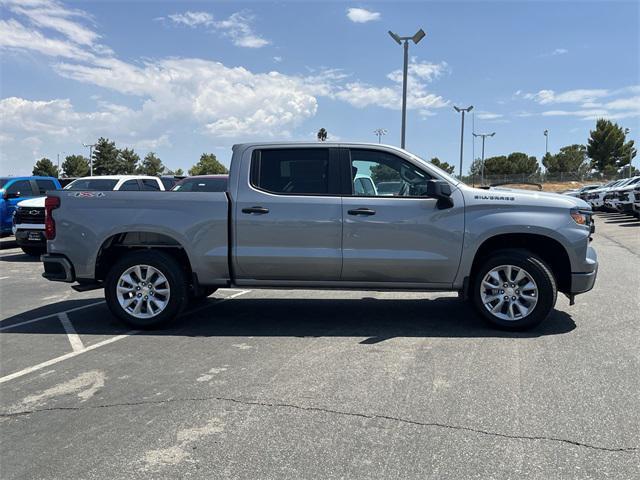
<box><xmin>0</xmin><ymin>178</ymin><xmax>8</xmax><ymax>189</ymax></box>
<box><xmin>172</xmin><ymin>177</ymin><xmax>228</xmax><ymax>192</ymax></box>
<box><xmin>64</xmin><ymin>178</ymin><xmax>118</xmax><ymax>190</ymax></box>
<box><xmin>407</xmin><ymin>152</ymin><xmax>462</xmax><ymax>185</ymax></box>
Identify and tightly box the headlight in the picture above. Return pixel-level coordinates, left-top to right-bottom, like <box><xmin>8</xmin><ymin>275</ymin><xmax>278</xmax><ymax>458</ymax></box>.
<box><xmin>570</xmin><ymin>208</ymin><xmax>591</xmax><ymax>226</ymax></box>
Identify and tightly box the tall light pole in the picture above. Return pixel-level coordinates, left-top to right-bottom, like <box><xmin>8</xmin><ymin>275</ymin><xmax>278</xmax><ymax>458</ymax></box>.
<box><xmin>56</xmin><ymin>151</ymin><xmax>65</xmax><ymax>178</ymax></box>
<box><xmin>388</xmin><ymin>28</ymin><xmax>426</xmax><ymax>149</ymax></box>
<box><xmin>544</xmin><ymin>129</ymin><xmax>549</xmax><ymax>158</ymax></box>
<box><xmin>373</xmin><ymin>128</ymin><xmax>388</xmax><ymax>143</ymax></box>
<box><xmin>624</xmin><ymin>128</ymin><xmax>633</xmax><ymax>177</ymax></box>
<box><xmin>83</xmin><ymin>143</ymin><xmax>97</xmax><ymax>176</ymax></box>
<box><xmin>473</xmin><ymin>132</ymin><xmax>496</xmax><ymax>186</ymax></box>
<box><xmin>453</xmin><ymin>105</ymin><xmax>473</xmax><ymax>178</ymax></box>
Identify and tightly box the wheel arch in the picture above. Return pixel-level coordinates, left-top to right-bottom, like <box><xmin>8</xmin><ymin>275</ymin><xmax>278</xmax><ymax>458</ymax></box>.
<box><xmin>95</xmin><ymin>230</ymin><xmax>195</xmax><ymax>284</ymax></box>
<box><xmin>469</xmin><ymin>233</ymin><xmax>572</xmax><ymax>293</ymax></box>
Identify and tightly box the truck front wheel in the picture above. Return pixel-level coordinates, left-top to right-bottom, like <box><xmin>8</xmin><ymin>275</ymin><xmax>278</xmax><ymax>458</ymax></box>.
<box><xmin>105</xmin><ymin>250</ymin><xmax>188</xmax><ymax>329</ymax></box>
<box><xmin>471</xmin><ymin>250</ymin><xmax>557</xmax><ymax>330</ymax></box>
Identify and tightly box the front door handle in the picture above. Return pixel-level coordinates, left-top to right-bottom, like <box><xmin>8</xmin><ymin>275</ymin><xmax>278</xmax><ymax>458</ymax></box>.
<box><xmin>242</xmin><ymin>206</ymin><xmax>269</xmax><ymax>214</ymax></box>
<box><xmin>347</xmin><ymin>208</ymin><xmax>376</xmax><ymax>216</ymax></box>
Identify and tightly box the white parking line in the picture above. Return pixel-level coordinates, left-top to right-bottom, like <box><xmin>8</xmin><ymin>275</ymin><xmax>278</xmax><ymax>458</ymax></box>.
<box><xmin>58</xmin><ymin>312</ymin><xmax>84</xmax><ymax>353</ymax></box>
<box><xmin>0</xmin><ymin>333</ymin><xmax>137</xmax><ymax>385</ymax></box>
<box><xmin>0</xmin><ymin>301</ymin><xmax>105</xmax><ymax>332</ymax></box>
<box><xmin>0</xmin><ymin>289</ymin><xmax>252</xmax><ymax>385</ymax></box>
<box><xmin>0</xmin><ymin>276</ymin><xmax>9</xmax><ymax>280</ymax></box>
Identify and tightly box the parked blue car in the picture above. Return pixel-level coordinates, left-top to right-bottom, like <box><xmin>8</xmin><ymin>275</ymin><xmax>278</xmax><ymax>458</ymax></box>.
<box><xmin>0</xmin><ymin>176</ymin><xmax>62</xmax><ymax>237</ymax></box>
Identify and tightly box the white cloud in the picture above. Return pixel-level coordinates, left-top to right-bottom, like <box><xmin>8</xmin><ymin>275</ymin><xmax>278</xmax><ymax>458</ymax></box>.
<box><xmin>167</xmin><ymin>11</ymin><xmax>214</xmax><ymax>28</ymax></box>
<box><xmin>520</xmin><ymin>86</ymin><xmax>640</xmax><ymax>120</ymax></box>
<box><xmin>540</xmin><ymin>48</ymin><xmax>568</xmax><ymax>57</ymax></box>
<box><xmin>160</xmin><ymin>10</ymin><xmax>269</xmax><ymax>48</ymax></box>
<box><xmin>0</xmin><ymin>18</ymin><xmax>95</xmax><ymax>61</ymax></box>
<box><xmin>273</xmin><ymin>56</ymin><xmax>283</xmax><ymax>63</ymax></box>
<box><xmin>476</xmin><ymin>111</ymin><xmax>503</xmax><ymax>120</ymax></box>
<box><xmin>346</xmin><ymin>7</ymin><xmax>381</xmax><ymax>23</ymax></box>
<box><xmin>523</xmin><ymin>88</ymin><xmax>610</xmax><ymax>105</ymax></box>
<box><xmin>336</xmin><ymin>60</ymin><xmax>448</xmax><ymax>114</ymax></box>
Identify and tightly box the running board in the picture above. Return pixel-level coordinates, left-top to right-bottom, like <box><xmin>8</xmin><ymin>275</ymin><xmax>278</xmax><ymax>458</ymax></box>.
<box><xmin>71</xmin><ymin>282</ymin><xmax>103</xmax><ymax>292</ymax></box>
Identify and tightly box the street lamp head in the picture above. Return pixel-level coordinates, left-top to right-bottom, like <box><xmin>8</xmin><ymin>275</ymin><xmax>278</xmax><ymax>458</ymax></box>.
<box><xmin>624</xmin><ymin>128</ymin><xmax>630</xmax><ymax>134</ymax></box>
<box><xmin>467</xmin><ymin>105</ymin><xmax>474</xmax><ymax>112</ymax></box>
<box><xmin>544</xmin><ymin>129</ymin><xmax>548</xmax><ymax>136</ymax></box>
<box><xmin>388</xmin><ymin>30</ymin><xmax>402</xmax><ymax>45</ymax></box>
<box><xmin>453</xmin><ymin>106</ymin><xmax>461</xmax><ymax>113</ymax></box>
<box><xmin>412</xmin><ymin>28</ymin><xmax>426</xmax><ymax>44</ymax></box>
<box><xmin>489</xmin><ymin>132</ymin><xmax>496</xmax><ymax>137</ymax></box>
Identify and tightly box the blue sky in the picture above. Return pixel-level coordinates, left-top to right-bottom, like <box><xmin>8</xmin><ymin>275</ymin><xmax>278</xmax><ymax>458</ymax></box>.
<box><xmin>1</xmin><ymin>0</ymin><xmax>639</xmax><ymax>176</ymax></box>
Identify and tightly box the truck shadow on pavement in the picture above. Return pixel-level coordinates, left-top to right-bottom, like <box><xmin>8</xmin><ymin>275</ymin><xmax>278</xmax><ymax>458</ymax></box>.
<box><xmin>1</xmin><ymin>296</ymin><xmax>576</xmax><ymax>341</ymax></box>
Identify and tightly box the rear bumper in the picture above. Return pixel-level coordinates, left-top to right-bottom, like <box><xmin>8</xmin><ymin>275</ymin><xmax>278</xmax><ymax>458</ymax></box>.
<box><xmin>41</xmin><ymin>254</ymin><xmax>75</xmax><ymax>282</ymax></box>
<box><xmin>570</xmin><ymin>246</ymin><xmax>598</xmax><ymax>294</ymax></box>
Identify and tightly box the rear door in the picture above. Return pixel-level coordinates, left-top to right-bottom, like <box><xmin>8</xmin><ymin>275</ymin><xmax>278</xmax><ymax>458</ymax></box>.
<box><xmin>341</xmin><ymin>148</ymin><xmax>465</xmax><ymax>285</ymax></box>
<box><xmin>234</xmin><ymin>147</ymin><xmax>343</xmax><ymax>281</ymax></box>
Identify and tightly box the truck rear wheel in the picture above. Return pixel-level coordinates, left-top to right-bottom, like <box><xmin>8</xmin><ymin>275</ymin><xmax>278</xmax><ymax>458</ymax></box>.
<box><xmin>471</xmin><ymin>250</ymin><xmax>557</xmax><ymax>330</ymax></box>
<box><xmin>105</xmin><ymin>250</ymin><xmax>188</xmax><ymax>329</ymax></box>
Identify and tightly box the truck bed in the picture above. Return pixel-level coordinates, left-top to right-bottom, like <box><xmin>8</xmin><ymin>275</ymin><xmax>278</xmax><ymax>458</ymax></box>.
<box><xmin>47</xmin><ymin>191</ymin><xmax>231</xmax><ymax>285</ymax></box>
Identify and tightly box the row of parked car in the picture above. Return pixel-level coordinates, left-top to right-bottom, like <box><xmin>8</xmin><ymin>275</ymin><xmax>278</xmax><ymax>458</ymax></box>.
<box><xmin>1</xmin><ymin>174</ymin><xmax>228</xmax><ymax>256</ymax></box>
<box><xmin>562</xmin><ymin>176</ymin><xmax>640</xmax><ymax>217</ymax></box>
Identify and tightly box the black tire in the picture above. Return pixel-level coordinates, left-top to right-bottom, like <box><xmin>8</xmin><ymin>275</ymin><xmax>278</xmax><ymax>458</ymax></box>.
<box><xmin>471</xmin><ymin>249</ymin><xmax>557</xmax><ymax>330</ymax></box>
<box><xmin>105</xmin><ymin>250</ymin><xmax>188</xmax><ymax>329</ymax></box>
<box><xmin>189</xmin><ymin>286</ymin><xmax>218</xmax><ymax>303</ymax></box>
<box><xmin>21</xmin><ymin>246</ymin><xmax>46</xmax><ymax>257</ymax></box>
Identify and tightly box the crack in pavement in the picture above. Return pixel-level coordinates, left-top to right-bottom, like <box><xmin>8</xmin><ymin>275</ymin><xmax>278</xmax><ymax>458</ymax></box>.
<box><xmin>1</xmin><ymin>395</ymin><xmax>637</xmax><ymax>453</ymax></box>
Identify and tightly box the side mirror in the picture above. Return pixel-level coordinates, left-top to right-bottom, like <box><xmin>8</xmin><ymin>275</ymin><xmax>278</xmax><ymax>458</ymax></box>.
<box><xmin>426</xmin><ymin>180</ymin><xmax>453</xmax><ymax>209</ymax></box>
<box><xmin>4</xmin><ymin>192</ymin><xmax>19</xmax><ymax>200</ymax></box>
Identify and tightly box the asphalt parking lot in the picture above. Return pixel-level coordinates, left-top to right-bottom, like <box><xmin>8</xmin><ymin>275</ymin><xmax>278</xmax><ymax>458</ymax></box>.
<box><xmin>0</xmin><ymin>212</ymin><xmax>638</xmax><ymax>479</ymax></box>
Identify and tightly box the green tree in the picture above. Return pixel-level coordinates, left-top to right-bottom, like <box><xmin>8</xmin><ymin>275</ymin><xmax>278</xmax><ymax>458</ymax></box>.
<box><xmin>92</xmin><ymin>137</ymin><xmax>120</xmax><ymax>175</ymax></box>
<box><xmin>32</xmin><ymin>157</ymin><xmax>58</xmax><ymax>177</ymax></box>
<box><xmin>118</xmin><ymin>148</ymin><xmax>140</xmax><ymax>174</ymax></box>
<box><xmin>317</xmin><ymin>128</ymin><xmax>328</xmax><ymax>142</ymax></box>
<box><xmin>136</xmin><ymin>152</ymin><xmax>165</xmax><ymax>176</ymax></box>
<box><xmin>173</xmin><ymin>168</ymin><xmax>184</xmax><ymax>176</ymax></box>
<box><xmin>543</xmin><ymin>144</ymin><xmax>589</xmax><ymax>174</ymax></box>
<box><xmin>188</xmin><ymin>153</ymin><xmax>228</xmax><ymax>175</ymax></box>
<box><xmin>61</xmin><ymin>155</ymin><xmax>89</xmax><ymax>177</ymax></box>
<box><xmin>508</xmin><ymin>152</ymin><xmax>539</xmax><ymax>175</ymax></box>
<box><xmin>370</xmin><ymin>164</ymin><xmax>399</xmax><ymax>183</ymax></box>
<box><xmin>469</xmin><ymin>153</ymin><xmax>539</xmax><ymax>176</ymax></box>
<box><xmin>430</xmin><ymin>157</ymin><xmax>455</xmax><ymax>174</ymax></box>
<box><xmin>587</xmin><ymin>119</ymin><xmax>636</xmax><ymax>173</ymax></box>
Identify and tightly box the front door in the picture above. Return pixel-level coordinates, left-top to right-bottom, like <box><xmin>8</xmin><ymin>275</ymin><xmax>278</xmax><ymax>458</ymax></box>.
<box><xmin>341</xmin><ymin>148</ymin><xmax>465</xmax><ymax>284</ymax></box>
<box><xmin>234</xmin><ymin>147</ymin><xmax>343</xmax><ymax>282</ymax></box>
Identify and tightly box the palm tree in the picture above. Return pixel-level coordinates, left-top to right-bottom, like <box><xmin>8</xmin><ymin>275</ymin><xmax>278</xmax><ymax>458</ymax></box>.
<box><xmin>317</xmin><ymin>128</ymin><xmax>328</xmax><ymax>142</ymax></box>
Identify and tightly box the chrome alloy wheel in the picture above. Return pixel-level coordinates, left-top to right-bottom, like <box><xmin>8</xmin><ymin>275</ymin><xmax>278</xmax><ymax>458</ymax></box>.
<box><xmin>116</xmin><ymin>265</ymin><xmax>170</xmax><ymax>319</ymax></box>
<box><xmin>480</xmin><ymin>265</ymin><xmax>538</xmax><ymax>321</ymax></box>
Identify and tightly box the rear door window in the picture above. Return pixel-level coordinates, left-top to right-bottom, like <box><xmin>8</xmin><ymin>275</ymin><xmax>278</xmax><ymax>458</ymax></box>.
<box><xmin>35</xmin><ymin>179</ymin><xmax>58</xmax><ymax>194</ymax></box>
<box><xmin>251</xmin><ymin>148</ymin><xmax>332</xmax><ymax>195</ymax></box>
<box><xmin>119</xmin><ymin>180</ymin><xmax>140</xmax><ymax>191</ymax></box>
<box><xmin>141</xmin><ymin>179</ymin><xmax>161</xmax><ymax>191</ymax></box>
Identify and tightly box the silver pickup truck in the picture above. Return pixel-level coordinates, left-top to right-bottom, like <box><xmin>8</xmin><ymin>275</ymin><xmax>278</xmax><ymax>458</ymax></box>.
<box><xmin>42</xmin><ymin>142</ymin><xmax>598</xmax><ymax>330</ymax></box>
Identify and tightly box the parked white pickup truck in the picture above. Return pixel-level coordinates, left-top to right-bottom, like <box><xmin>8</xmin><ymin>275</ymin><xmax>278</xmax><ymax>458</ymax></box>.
<box><xmin>42</xmin><ymin>143</ymin><xmax>598</xmax><ymax>331</ymax></box>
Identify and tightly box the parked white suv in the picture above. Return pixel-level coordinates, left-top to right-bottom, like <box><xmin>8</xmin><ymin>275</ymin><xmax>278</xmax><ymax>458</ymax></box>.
<box><xmin>13</xmin><ymin>175</ymin><xmax>165</xmax><ymax>255</ymax></box>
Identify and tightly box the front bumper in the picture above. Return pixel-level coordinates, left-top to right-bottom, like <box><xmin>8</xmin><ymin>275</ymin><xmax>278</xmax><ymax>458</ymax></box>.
<box><xmin>570</xmin><ymin>246</ymin><xmax>598</xmax><ymax>294</ymax></box>
<box><xmin>41</xmin><ymin>254</ymin><xmax>75</xmax><ymax>282</ymax></box>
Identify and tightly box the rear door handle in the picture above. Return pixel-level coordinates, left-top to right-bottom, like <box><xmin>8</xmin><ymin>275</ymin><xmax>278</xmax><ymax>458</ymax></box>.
<box><xmin>347</xmin><ymin>208</ymin><xmax>376</xmax><ymax>216</ymax></box>
<box><xmin>242</xmin><ymin>206</ymin><xmax>269</xmax><ymax>214</ymax></box>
